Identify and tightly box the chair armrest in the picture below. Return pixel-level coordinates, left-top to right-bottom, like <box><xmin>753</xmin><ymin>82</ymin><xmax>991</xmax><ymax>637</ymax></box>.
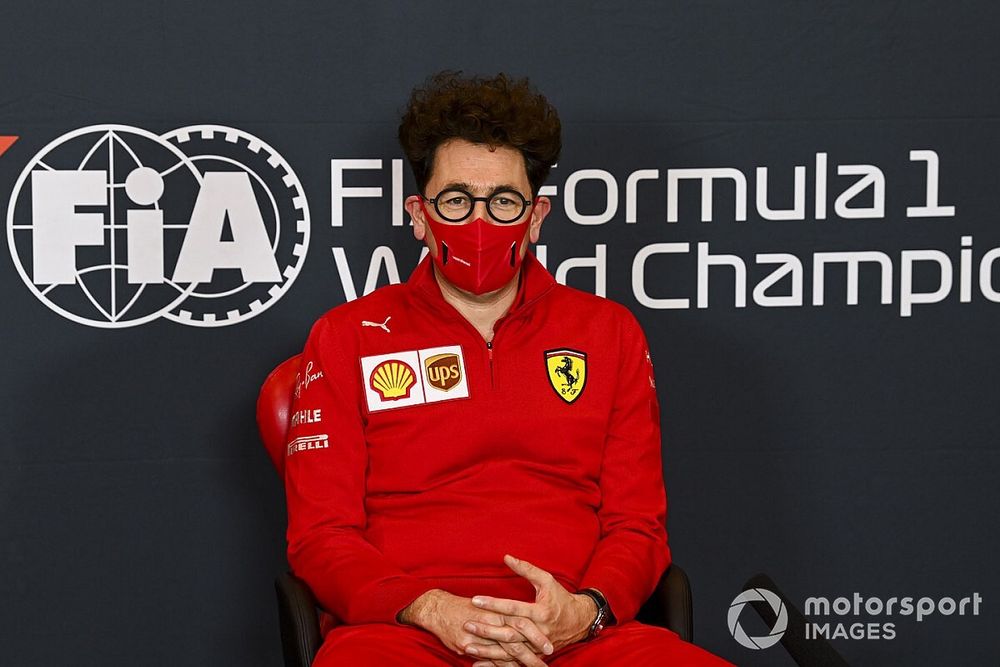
<box><xmin>635</xmin><ymin>563</ymin><xmax>694</xmax><ymax>643</ymax></box>
<box><xmin>275</xmin><ymin>572</ymin><xmax>322</xmax><ymax>667</ymax></box>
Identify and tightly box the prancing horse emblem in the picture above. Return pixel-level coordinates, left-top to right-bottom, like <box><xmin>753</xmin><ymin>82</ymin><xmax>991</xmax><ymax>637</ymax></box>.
<box><xmin>544</xmin><ymin>348</ymin><xmax>587</xmax><ymax>404</ymax></box>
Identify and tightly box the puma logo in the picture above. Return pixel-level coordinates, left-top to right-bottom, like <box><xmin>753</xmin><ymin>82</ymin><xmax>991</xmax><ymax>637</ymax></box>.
<box><xmin>361</xmin><ymin>316</ymin><xmax>391</xmax><ymax>333</ymax></box>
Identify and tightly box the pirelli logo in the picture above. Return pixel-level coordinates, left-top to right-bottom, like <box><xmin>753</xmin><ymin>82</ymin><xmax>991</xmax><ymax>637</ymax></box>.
<box><xmin>287</xmin><ymin>434</ymin><xmax>330</xmax><ymax>456</ymax></box>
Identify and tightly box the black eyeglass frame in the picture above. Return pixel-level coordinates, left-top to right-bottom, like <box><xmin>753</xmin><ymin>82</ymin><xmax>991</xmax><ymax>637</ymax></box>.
<box><xmin>423</xmin><ymin>188</ymin><xmax>534</xmax><ymax>224</ymax></box>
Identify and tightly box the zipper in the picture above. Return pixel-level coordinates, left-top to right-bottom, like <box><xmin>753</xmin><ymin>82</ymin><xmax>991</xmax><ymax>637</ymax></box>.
<box><xmin>411</xmin><ymin>266</ymin><xmax>557</xmax><ymax>393</ymax></box>
<box><xmin>486</xmin><ymin>340</ymin><xmax>495</xmax><ymax>388</ymax></box>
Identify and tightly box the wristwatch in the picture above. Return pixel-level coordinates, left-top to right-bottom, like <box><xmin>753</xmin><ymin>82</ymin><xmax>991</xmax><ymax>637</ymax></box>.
<box><xmin>578</xmin><ymin>588</ymin><xmax>615</xmax><ymax>641</ymax></box>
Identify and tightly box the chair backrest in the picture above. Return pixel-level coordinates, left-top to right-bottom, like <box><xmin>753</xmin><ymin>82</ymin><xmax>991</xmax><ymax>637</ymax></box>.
<box><xmin>257</xmin><ymin>354</ymin><xmax>302</xmax><ymax>477</ymax></box>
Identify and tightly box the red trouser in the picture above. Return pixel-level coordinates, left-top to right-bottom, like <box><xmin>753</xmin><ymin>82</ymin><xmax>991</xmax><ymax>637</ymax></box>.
<box><xmin>313</xmin><ymin>621</ymin><xmax>734</xmax><ymax>666</ymax></box>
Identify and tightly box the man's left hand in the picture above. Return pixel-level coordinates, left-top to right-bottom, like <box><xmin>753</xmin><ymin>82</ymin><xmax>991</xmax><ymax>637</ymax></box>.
<box><xmin>464</xmin><ymin>554</ymin><xmax>596</xmax><ymax>664</ymax></box>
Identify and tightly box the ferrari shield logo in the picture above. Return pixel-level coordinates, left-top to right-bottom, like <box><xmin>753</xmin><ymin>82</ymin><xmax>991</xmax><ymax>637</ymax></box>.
<box><xmin>545</xmin><ymin>349</ymin><xmax>587</xmax><ymax>403</ymax></box>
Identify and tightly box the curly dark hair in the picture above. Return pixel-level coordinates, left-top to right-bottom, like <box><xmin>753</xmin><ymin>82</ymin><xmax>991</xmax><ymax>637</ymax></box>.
<box><xmin>398</xmin><ymin>71</ymin><xmax>562</xmax><ymax>197</ymax></box>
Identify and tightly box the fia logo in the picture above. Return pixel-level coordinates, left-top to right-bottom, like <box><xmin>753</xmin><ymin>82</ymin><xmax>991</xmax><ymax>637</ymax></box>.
<box><xmin>6</xmin><ymin>125</ymin><xmax>310</xmax><ymax>328</ymax></box>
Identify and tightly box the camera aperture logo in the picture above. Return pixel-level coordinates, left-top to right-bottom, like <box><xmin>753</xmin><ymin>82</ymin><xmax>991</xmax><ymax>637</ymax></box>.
<box><xmin>728</xmin><ymin>588</ymin><xmax>788</xmax><ymax>650</ymax></box>
<box><xmin>6</xmin><ymin>124</ymin><xmax>310</xmax><ymax>328</ymax></box>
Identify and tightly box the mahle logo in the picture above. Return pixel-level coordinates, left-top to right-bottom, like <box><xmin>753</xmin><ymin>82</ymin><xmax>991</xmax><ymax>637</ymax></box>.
<box><xmin>728</xmin><ymin>587</ymin><xmax>788</xmax><ymax>650</ymax></box>
<box><xmin>6</xmin><ymin>125</ymin><xmax>309</xmax><ymax>328</ymax></box>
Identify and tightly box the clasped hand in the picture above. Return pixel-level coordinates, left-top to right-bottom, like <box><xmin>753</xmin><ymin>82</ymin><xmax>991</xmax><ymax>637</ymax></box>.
<box><xmin>458</xmin><ymin>554</ymin><xmax>595</xmax><ymax>667</ymax></box>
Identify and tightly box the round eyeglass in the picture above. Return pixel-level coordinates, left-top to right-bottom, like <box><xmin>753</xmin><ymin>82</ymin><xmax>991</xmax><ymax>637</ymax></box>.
<box><xmin>424</xmin><ymin>188</ymin><xmax>532</xmax><ymax>224</ymax></box>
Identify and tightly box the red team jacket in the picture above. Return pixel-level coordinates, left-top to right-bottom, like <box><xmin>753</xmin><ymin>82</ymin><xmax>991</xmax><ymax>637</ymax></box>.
<box><xmin>284</xmin><ymin>252</ymin><xmax>670</xmax><ymax>627</ymax></box>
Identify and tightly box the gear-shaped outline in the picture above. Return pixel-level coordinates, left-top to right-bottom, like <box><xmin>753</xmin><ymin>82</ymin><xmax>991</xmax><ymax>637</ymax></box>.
<box><xmin>160</xmin><ymin>124</ymin><xmax>310</xmax><ymax>327</ymax></box>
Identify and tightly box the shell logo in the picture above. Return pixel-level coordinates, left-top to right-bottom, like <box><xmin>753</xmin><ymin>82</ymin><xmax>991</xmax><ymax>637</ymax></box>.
<box><xmin>369</xmin><ymin>359</ymin><xmax>417</xmax><ymax>400</ymax></box>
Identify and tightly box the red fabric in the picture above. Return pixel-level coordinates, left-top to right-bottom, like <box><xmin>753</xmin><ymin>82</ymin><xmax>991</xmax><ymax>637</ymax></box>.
<box><xmin>284</xmin><ymin>252</ymin><xmax>670</xmax><ymax>626</ymax></box>
<box><xmin>313</xmin><ymin>621</ymin><xmax>734</xmax><ymax>666</ymax></box>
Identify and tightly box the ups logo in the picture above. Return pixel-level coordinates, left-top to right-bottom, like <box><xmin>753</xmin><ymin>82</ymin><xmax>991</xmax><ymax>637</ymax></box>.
<box><xmin>424</xmin><ymin>353</ymin><xmax>462</xmax><ymax>391</ymax></box>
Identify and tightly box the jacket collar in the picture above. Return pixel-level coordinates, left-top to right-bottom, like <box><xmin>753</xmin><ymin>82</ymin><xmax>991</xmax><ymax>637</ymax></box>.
<box><xmin>408</xmin><ymin>250</ymin><xmax>556</xmax><ymax>319</ymax></box>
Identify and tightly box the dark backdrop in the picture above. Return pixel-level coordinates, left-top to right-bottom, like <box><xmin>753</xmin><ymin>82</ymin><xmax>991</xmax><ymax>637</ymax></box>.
<box><xmin>1</xmin><ymin>1</ymin><xmax>997</xmax><ymax>664</ymax></box>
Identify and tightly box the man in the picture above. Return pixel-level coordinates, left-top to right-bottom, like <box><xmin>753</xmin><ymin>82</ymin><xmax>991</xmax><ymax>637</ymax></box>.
<box><xmin>284</xmin><ymin>71</ymin><xmax>731</xmax><ymax>666</ymax></box>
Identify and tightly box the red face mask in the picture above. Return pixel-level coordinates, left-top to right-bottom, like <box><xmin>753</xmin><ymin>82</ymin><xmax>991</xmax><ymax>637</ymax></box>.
<box><xmin>420</xmin><ymin>200</ymin><xmax>530</xmax><ymax>295</ymax></box>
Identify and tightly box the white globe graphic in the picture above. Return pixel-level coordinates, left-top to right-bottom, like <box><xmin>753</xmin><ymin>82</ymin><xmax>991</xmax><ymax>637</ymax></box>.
<box><xmin>6</xmin><ymin>124</ymin><xmax>310</xmax><ymax>328</ymax></box>
<box><xmin>6</xmin><ymin>125</ymin><xmax>203</xmax><ymax>328</ymax></box>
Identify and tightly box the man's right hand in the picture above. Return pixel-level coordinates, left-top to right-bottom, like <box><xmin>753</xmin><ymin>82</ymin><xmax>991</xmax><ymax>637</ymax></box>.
<box><xmin>399</xmin><ymin>589</ymin><xmax>553</xmax><ymax>667</ymax></box>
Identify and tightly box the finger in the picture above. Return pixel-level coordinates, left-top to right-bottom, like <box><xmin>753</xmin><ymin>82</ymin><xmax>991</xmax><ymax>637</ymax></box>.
<box><xmin>471</xmin><ymin>595</ymin><xmax>536</xmax><ymax>618</ymax></box>
<box><xmin>505</xmin><ymin>616</ymin><xmax>555</xmax><ymax>655</ymax></box>
<box><xmin>466</xmin><ymin>617</ymin><xmax>552</xmax><ymax>655</ymax></box>
<box><xmin>463</xmin><ymin>642</ymin><xmax>519</xmax><ymax>661</ymax></box>
<box><xmin>466</xmin><ymin>618</ymin><xmax>552</xmax><ymax>654</ymax></box>
<box><xmin>464</xmin><ymin>621</ymin><xmax>526</xmax><ymax>644</ymax></box>
<box><xmin>504</xmin><ymin>554</ymin><xmax>555</xmax><ymax>592</ymax></box>
<box><xmin>499</xmin><ymin>640</ymin><xmax>548</xmax><ymax>667</ymax></box>
<box><xmin>473</xmin><ymin>662</ymin><xmax>514</xmax><ymax>667</ymax></box>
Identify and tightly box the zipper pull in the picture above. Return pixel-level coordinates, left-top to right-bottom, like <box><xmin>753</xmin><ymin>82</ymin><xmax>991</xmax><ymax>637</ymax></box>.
<box><xmin>486</xmin><ymin>340</ymin><xmax>493</xmax><ymax>360</ymax></box>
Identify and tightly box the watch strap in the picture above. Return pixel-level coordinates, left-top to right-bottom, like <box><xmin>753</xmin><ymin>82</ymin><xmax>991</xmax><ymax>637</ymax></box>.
<box><xmin>578</xmin><ymin>588</ymin><xmax>613</xmax><ymax>640</ymax></box>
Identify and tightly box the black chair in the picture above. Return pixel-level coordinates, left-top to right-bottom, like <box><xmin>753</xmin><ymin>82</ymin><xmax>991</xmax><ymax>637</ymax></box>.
<box><xmin>275</xmin><ymin>566</ymin><xmax>692</xmax><ymax>667</ymax></box>
<box><xmin>259</xmin><ymin>355</ymin><xmax>694</xmax><ymax>667</ymax></box>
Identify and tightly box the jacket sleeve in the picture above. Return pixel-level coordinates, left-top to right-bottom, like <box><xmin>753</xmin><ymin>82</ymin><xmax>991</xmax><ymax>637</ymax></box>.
<box><xmin>283</xmin><ymin>317</ymin><xmax>431</xmax><ymax>625</ymax></box>
<box><xmin>578</xmin><ymin>310</ymin><xmax>670</xmax><ymax>623</ymax></box>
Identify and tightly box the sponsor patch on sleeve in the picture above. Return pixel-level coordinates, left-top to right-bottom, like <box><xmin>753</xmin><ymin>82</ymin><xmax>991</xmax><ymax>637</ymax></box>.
<box><xmin>287</xmin><ymin>434</ymin><xmax>330</xmax><ymax>457</ymax></box>
<box><xmin>294</xmin><ymin>359</ymin><xmax>324</xmax><ymax>399</ymax></box>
